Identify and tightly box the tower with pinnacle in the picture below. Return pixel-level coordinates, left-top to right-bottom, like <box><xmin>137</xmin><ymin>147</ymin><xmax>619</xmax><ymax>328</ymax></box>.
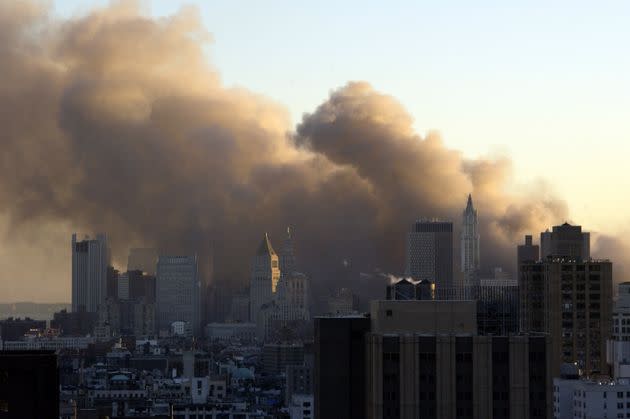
<box><xmin>461</xmin><ymin>194</ymin><xmax>480</xmax><ymax>284</ymax></box>
<box><xmin>249</xmin><ymin>233</ymin><xmax>281</xmax><ymax>321</ymax></box>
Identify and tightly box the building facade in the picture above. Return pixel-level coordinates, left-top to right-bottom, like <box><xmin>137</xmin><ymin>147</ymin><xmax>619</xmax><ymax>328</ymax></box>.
<box><xmin>72</xmin><ymin>233</ymin><xmax>110</xmax><ymax>313</ymax></box>
<box><xmin>405</xmin><ymin>220</ymin><xmax>453</xmax><ymax>292</ymax></box>
<box><xmin>519</xmin><ymin>259</ymin><xmax>613</xmax><ymax>375</ymax></box>
<box><xmin>156</xmin><ymin>255</ymin><xmax>200</xmax><ymax>335</ymax></box>
<box><xmin>540</xmin><ymin>223</ymin><xmax>590</xmax><ymax>261</ymax></box>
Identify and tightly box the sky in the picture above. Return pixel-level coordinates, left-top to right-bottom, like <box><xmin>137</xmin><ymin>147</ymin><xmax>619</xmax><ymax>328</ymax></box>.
<box><xmin>52</xmin><ymin>0</ymin><xmax>630</xmax><ymax>234</ymax></box>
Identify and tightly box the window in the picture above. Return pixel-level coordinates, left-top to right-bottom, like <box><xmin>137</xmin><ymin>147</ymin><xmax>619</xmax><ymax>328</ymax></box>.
<box><xmin>386</xmin><ymin>310</ymin><xmax>393</xmax><ymax>317</ymax></box>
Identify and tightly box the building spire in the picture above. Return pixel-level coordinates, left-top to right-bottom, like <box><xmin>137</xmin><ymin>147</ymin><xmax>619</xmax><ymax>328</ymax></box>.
<box><xmin>256</xmin><ymin>233</ymin><xmax>277</xmax><ymax>256</ymax></box>
<box><xmin>466</xmin><ymin>193</ymin><xmax>474</xmax><ymax>212</ymax></box>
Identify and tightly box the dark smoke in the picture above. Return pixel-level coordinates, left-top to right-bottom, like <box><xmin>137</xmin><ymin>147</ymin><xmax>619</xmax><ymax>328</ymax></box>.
<box><xmin>0</xmin><ymin>2</ymin><xmax>604</xmax><ymax>303</ymax></box>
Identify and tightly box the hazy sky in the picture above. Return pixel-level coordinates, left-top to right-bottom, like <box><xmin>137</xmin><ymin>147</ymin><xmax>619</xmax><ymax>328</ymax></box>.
<box><xmin>51</xmin><ymin>0</ymin><xmax>630</xmax><ymax>235</ymax></box>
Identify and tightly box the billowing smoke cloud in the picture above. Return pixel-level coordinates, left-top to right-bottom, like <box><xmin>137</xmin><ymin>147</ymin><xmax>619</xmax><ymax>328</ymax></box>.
<box><xmin>0</xmin><ymin>2</ymin><xmax>599</xmax><ymax>303</ymax></box>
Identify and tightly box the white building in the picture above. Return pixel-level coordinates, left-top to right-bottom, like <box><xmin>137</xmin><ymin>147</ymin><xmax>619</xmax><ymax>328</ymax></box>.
<box><xmin>72</xmin><ymin>233</ymin><xmax>110</xmax><ymax>312</ymax></box>
<box><xmin>156</xmin><ymin>255</ymin><xmax>200</xmax><ymax>335</ymax></box>
<box><xmin>249</xmin><ymin>234</ymin><xmax>280</xmax><ymax>322</ymax></box>
<box><xmin>554</xmin><ymin>362</ymin><xmax>630</xmax><ymax>419</ymax></box>
<box><xmin>608</xmin><ymin>282</ymin><xmax>630</xmax><ymax>378</ymax></box>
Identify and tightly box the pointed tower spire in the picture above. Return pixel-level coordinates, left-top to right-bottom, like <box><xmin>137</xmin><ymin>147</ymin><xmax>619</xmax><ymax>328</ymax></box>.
<box><xmin>466</xmin><ymin>193</ymin><xmax>474</xmax><ymax>212</ymax></box>
<box><xmin>256</xmin><ymin>233</ymin><xmax>277</xmax><ymax>256</ymax></box>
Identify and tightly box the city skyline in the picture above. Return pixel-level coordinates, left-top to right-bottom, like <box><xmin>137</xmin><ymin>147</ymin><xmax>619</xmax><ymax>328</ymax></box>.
<box><xmin>0</xmin><ymin>1</ymin><xmax>628</xmax><ymax>303</ymax></box>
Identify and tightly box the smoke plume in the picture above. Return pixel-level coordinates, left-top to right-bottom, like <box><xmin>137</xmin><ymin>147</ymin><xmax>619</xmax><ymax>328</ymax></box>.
<box><xmin>0</xmin><ymin>2</ymin><xmax>604</xmax><ymax>303</ymax></box>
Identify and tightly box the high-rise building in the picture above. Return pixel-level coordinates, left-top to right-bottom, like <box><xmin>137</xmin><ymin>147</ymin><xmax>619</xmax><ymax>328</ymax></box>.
<box><xmin>156</xmin><ymin>255</ymin><xmax>200</xmax><ymax>335</ymax></box>
<box><xmin>314</xmin><ymin>315</ymin><xmax>371</xmax><ymax>419</ymax></box>
<box><xmin>405</xmin><ymin>220</ymin><xmax>453</xmax><ymax>292</ymax></box>
<box><xmin>540</xmin><ymin>223</ymin><xmax>590</xmax><ymax>261</ymax></box>
<box><xmin>517</xmin><ymin>235</ymin><xmax>539</xmax><ymax>266</ymax></box>
<box><xmin>249</xmin><ymin>233</ymin><xmax>280</xmax><ymax>321</ymax></box>
<box><xmin>606</xmin><ymin>282</ymin><xmax>630</xmax><ymax>378</ymax></box>
<box><xmin>461</xmin><ymin>194</ymin><xmax>480</xmax><ymax>284</ymax></box>
<box><xmin>72</xmin><ymin>233</ymin><xmax>110</xmax><ymax>313</ymax></box>
<box><xmin>519</xmin><ymin>258</ymin><xmax>613</xmax><ymax>375</ymax></box>
<box><xmin>279</xmin><ymin>226</ymin><xmax>296</xmax><ymax>276</ymax></box>
<box><xmin>127</xmin><ymin>248</ymin><xmax>158</xmax><ymax>276</ymax></box>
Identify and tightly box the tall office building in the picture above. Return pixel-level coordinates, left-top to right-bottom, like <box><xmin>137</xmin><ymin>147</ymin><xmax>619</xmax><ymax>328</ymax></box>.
<box><xmin>249</xmin><ymin>233</ymin><xmax>280</xmax><ymax>321</ymax></box>
<box><xmin>540</xmin><ymin>223</ymin><xmax>590</xmax><ymax>261</ymax></box>
<box><xmin>72</xmin><ymin>233</ymin><xmax>110</xmax><ymax>313</ymax></box>
<box><xmin>405</xmin><ymin>219</ymin><xmax>453</xmax><ymax>292</ymax></box>
<box><xmin>606</xmin><ymin>282</ymin><xmax>630</xmax><ymax>378</ymax></box>
<box><xmin>520</xmin><ymin>258</ymin><xmax>613</xmax><ymax>375</ymax></box>
<box><xmin>156</xmin><ymin>255</ymin><xmax>200</xmax><ymax>335</ymax></box>
<box><xmin>127</xmin><ymin>248</ymin><xmax>158</xmax><ymax>276</ymax></box>
<box><xmin>517</xmin><ymin>235</ymin><xmax>539</xmax><ymax>266</ymax></box>
<box><xmin>314</xmin><ymin>315</ymin><xmax>371</xmax><ymax>419</ymax></box>
<box><xmin>461</xmin><ymin>194</ymin><xmax>480</xmax><ymax>283</ymax></box>
<box><xmin>279</xmin><ymin>226</ymin><xmax>296</xmax><ymax>276</ymax></box>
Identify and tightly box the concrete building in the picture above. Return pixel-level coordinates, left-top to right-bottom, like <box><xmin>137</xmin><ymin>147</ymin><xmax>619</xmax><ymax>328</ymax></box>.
<box><xmin>519</xmin><ymin>259</ymin><xmax>613</xmax><ymax>375</ymax></box>
<box><xmin>607</xmin><ymin>282</ymin><xmax>630</xmax><ymax>378</ymax></box>
<box><xmin>461</xmin><ymin>194</ymin><xmax>480</xmax><ymax>286</ymax></box>
<box><xmin>405</xmin><ymin>219</ymin><xmax>453</xmax><ymax>292</ymax></box>
<box><xmin>249</xmin><ymin>234</ymin><xmax>280</xmax><ymax>322</ymax></box>
<box><xmin>540</xmin><ymin>223</ymin><xmax>590</xmax><ymax>261</ymax></box>
<box><xmin>72</xmin><ymin>233</ymin><xmax>110</xmax><ymax>313</ymax></box>
<box><xmin>314</xmin><ymin>315</ymin><xmax>371</xmax><ymax>419</ymax></box>
<box><xmin>156</xmin><ymin>255</ymin><xmax>200</xmax><ymax>335</ymax></box>
<box><xmin>365</xmin><ymin>299</ymin><xmax>551</xmax><ymax>419</ymax></box>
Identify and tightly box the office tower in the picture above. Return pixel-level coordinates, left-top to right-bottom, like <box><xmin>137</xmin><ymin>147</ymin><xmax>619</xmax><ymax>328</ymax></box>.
<box><xmin>127</xmin><ymin>270</ymin><xmax>156</xmax><ymax>303</ymax></box>
<box><xmin>117</xmin><ymin>272</ymin><xmax>130</xmax><ymax>300</ymax></box>
<box><xmin>279</xmin><ymin>226</ymin><xmax>296</xmax><ymax>276</ymax></box>
<box><xmin>405</xmin><ymin>219</ymin><xmax>453</xmax><ymax>292</ymax></box>
<box><xmin>520</xmin><ymin>259</ymin><xmax>613</xmax><ymax>375</ymax></box>
<box><xmin>461</xmin><ymin>194</ymin><xmax>480</xmax><ymax>282</ymax></box>
<box><xmin>517</xmin><ymin>235</ymin><xmax>539</xmax><ymax>266</ymax></box>
<box><xmin>314</xmin><ymin>315</ymin><xmax>371</xmax><ymax>419</ymax></box>
<box><xmin>0</xmin><ymin>351</ymin><xmax>59</xmax><ymax>418</ymax></box>
<box><xmin>249</xmin><ymin>233</ymin><xmax>280</xmax><ymax>321</ymax></box>
<box><xmin>156</xmin><ymin>255</ymin><xmax>200</xmax><ymax>335</ymax></box>
<box><xmin>365</xmin><ymin>299</ymin><xmax>551</xmax><ymax>419</ymax></box>
<box><xmin>540</xmin><ymin>223</ymin><xmax>590</xmax><ymax>261</ymax></box>
<box><xmin>127</xmin><ymin>248</ymin><xmax>158</xmax><ymax>275</ymax></box>
<box><xmin>476</xmin><ymin>273</ymin><xmax>519</xmax><ymax>335</ymax></box>
<box><xmin>106</xmin><ymin>266</ymin><xmax>119</xmax><ymax>299</ymax></box>
<box><xmin>72</xmin><ymin>233</ymin><xmax>110</xmax><ymax>313</ymax></box>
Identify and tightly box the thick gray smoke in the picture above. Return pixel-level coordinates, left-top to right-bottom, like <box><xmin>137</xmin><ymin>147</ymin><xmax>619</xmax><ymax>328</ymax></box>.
<box><xmin>0</xmin><ymin>2</ymin><xmax>603</xmax><ymax>302</ymax></box>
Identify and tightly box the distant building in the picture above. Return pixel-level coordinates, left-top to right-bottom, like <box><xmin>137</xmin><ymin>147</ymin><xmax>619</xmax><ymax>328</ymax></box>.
<box><xmin>607</xmin><ymin>282</ymin><xmax>630</xmax><ymax>378</ymax></box>
<box><xmin>461</xmin><ymin>194</ymin><xmax>480</xmax><ymax>286</ymax></box>
<box><xmin>386</xmin><ymin>278</ymin><xmax>434</xmax><ymax>301</ymax></box>
<box><xmin>205</xmin><ymin>323</ymin><xmax>256</xmax><ymax>343</ymax></box>
<box><xmin>326</xmin><ymin>288</ymin><xmax>358</xmax><ymax>315</ymax></box>
<box><xmin>127</xmin><ymin>248</ymin><xmax>158</xmax><ymax>276</ymax></box>
<box><xmin>228</xmin><ymin>295</ymin><xmax>250</xmax><ymax>323</ymax></box>
<box><xmin>286</xmin><ymin>364</ymin><xmax>314</xmax><ymax>406</ymax></box>
<box><xmin>72</xmin><ymin>233</ymin><xmax>110</xmax><ymax>312</ymax></box>
<box><xmin>156</xmin><ymin>255</ymin><xmax>200</xmax><ymax>335</ymax></box>
<box><xmin>279</xmin><ymin>226</ymin><xmax>296</xmax><ymax>276</ymax></box>
<box><xmin>51</xmin><ymin>308</ymin><xmax>97</xmax><ymax>336</ymax></box>
<box><xmin>249</xmin><ymin>234</ymin><xmax>280</xmax><ymax>322</ymax></box>
<box><xmin>520</xmin><ymin>258</ymin><xmax>613</xmax><ymax>375</ymax></box>
<box><xmin>0</xmin><ymin>317</ymin><xmax>46</xmax><ymax>341</ymax></box>
<box><xmin>261</xmin><ymin>342</ymin><xmax>304</xmax><ymax>375</ymax></box>
<box><xmin>405</xmin><ymin>219</ymin><xmax>453</xmax><ymax>292</ymax></box>
<box><xmin>0</xmin><ymin>351</ymin><xmax>59</xmax><ymax>418</ymax></box>
<box><xmin>288</xmin><ymin>394</ymin><xmax>314</xmax><ymax>419</ymax></box>
<box><xmin>540</xmin><ymin>223</ymin><xmax>590</xmax><ymax>261</ymax></box>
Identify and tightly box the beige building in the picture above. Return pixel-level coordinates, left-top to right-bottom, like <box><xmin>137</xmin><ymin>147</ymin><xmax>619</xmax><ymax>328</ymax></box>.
<box><xmin>249</xmin><ymin>233</ymin><xmax>281</xmax><ymax>321</ymax></box>
<box><xmin>365</xmin><ymin>300</ymin><xmax>552</xmax><ymax>419</ymax></box>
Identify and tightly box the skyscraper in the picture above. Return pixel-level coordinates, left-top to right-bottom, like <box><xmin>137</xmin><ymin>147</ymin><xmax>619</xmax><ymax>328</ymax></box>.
<box><xmin>517</xmin><ymin>234</ymin><xmax>539</xmax><ymax>266</ymax></box>
<box><xmin>249</xmin><ymin>233</ymin><xmax>281</xmax><ymax>321</ymax></box>
<box><xmin>156</xmin><ymin>255</ymin><xmax>200</xmax><ymax>335</ymax></box>
<box><xmin>461</xmin><ymin>194</ymin><xmax>480</xmax><ymax>284</ymax></box>
<box><xmin>540</xmin><ymin>223</ymin><xmax>590</xmax><ymax>261</ymax></box>
<box><xmin>279</xmin><ymin>226</ymin><xmax>296</xmax><ymax>276</ymax></box>
<box><xmin>405</xmin><ymin>219</ymin><xmax>453</xmax><ymax>292</ymax></box>
<box><xmin>72</xmin><ymin>233</ymin><xmax>110</xmax><ymax>313</ymax></box>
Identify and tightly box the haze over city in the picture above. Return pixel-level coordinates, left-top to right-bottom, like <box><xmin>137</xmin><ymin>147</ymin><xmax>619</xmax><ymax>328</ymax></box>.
<box><xmin>1</xmin><ymin>0</ymin><xmax>629</xmax><ymax>302</ymax></box>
